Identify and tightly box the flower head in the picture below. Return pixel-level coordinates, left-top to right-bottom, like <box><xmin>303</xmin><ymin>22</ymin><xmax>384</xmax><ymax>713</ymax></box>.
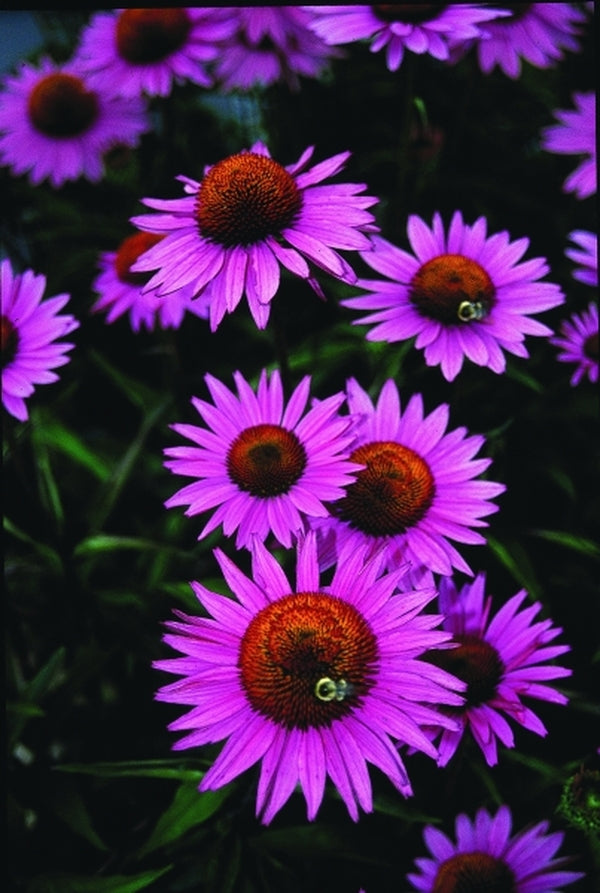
<box><xmin>541</xmin><ymin>92</ymin><xmax>597</xmax><ymax>199</ymax></box>
<box><xmin>164</xmin><ymin>369</ymin><xmax>363</xmax><ymax>549</ymax></box>
<box><xmin>407</xmin><ymin>805</ymin><xmax>584</xmax><ymax>892</ymax></box>
<box><xmin>306</xmin><ymin>4</ymin><xmax>508</xmax><ymax>72</ymax></box>
<box><xmin>343</xmin><ymin>211</ymin><xmax>565</xmax><ymax>381</ymax></box>
<box><xmin>1</xmin><ymin>259</ymin><xmax>79</xmax><ymax>422</ymax></box>
<box><xmin>130</xmin><ymin>141</ymin><xmax>378</xmax><ymax>330</ymax></box>
<box><xmin>565</xmin><ymin>230</ymin><xmax>598</xmax><ymax>287</ymax></box>
<box><xmin>212</xmin><ymin>7</ymin><xmax>342</xmax><ymax>92</ymax></box>
<box><xmin>154</xmin><ymin>532</ymin><xmax>465</xmax><ymax>823</ymax></box>
<box><xmin>423</xmin><ymin>573</ymin><xmax>571</xmax><ymax>767</ymax></box>
<box><xmin>0</xmin><ymin>57</ymin><xmax>150</xmax><ymax>188</ymax></box>
<box><xmin>550</xmin><ymin>301</ymin><xmax>598</xmax><ymax>387</ymax></box>
<box><xmin>73</xmin><ymin>8</ymin><xmax>237</xmax><ymax>98</ymax></box>
<box><xmin>450</xmin><ymin>2</ymin><xmax>588</xmax><ymax>79</ymax></box>
<box><xmin>91</xmin><ymin>231</ymin><xmax>210</xmax><ymax>332</ymax></box>
<box><xmin>313</xmin><ymin>378</ymin><xmax>505</xmax><ymax>577</ymax></box>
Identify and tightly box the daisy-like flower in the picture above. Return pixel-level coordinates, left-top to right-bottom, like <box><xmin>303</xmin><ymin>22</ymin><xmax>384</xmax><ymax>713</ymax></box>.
<box><xmin>423</xmin><ymin>573</ymin><xmax>571</xmax><ymax>767</ymax></box>
<box><xmin>212</xmin><ymin>7</ymin><xmax>342</xmax><ymax>92</ymax></box>
<box><xmin>0</xmin><ymin>57</ymin><xmax>150</xmax><ymax>188</ymax></box>
<box><xmin>154</xmin><ymin>532</ymin><xmax>466</xmax><ymax>823</ymax></box>
<box><xmin>407</xmin><ymin>805</ymin><xmax>584</xmax><ymax>892</ymax></box>
<box><xmin>91</xmin><ymin>231</ymin><xmax>210</xmax><ymax>332</ymax></box>
<box><xmin>130</xmin><ymin>141</ymin><xmax>378</xmax><ymax>331</ymax></box>
<box><xmin>540</xmin><ymin>92</ymin><xmax>597</xmax><ymax>200</ymax></box>
<box><xmin>566</xmin><ymin>230</ymin><xmax>598</xmax><ymax>287</ymax></box>
<box><xmin>73</xmin><ymin>8</ymin><xmax>237</xmax><ymax>99</ymax></box>
<box><xmin>305</xmin><ymin>5</ymin><xmax>508</xmax><ymax>72</ymax></box>
<box><xmin>314</xmin><ymin>378</ymin><xmax>505</xmax><ymax>577</ymax></box>
<box><xmin>342</xmin><ymin>211</ymin><xmax>565</xmax><ymax>381</ymax></box>
<box><xmin>449</xmin><ymin>2</ymin><xmax>588</xmax><ymax>79</ymax></box>
<box><xmin>550</xmin><ymin>301</ymin><xmax>598</xmax><ymax>387</ymax></box>
<box><xmin>1</xmin><ymin>259</ymin><xmax>79</xmax><ymax>422</ymax></box>
<box><xmin>164</xmin><ymin>368</ymin><xmax>363</xmax><ymax>549</ymax></box>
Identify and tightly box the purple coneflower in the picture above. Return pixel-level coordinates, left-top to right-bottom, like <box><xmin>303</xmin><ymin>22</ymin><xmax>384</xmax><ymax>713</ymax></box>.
<box><xmin>313</xmin><ymin>378</ymin><xmax>505</xmax><ymax>577</ymax></box>
<box><xmin>450</xmin><ymin>2</ymin><xmax>588</xmax><ymax>79</ymax></box>
<box><xmin>164</xmin><ymin>368</ymin><xmax>362</xmax><ymax>549</ymax></box>
<box><xmin>540</xmin><ymin>92</ymin><xmax>596</xmax><ymax>200</ymax></box>
<box><xmin>423</xmin><ymin>573</ymin><xmax>571</xmax><ymax>767</ymax></box>
<box><xmin>1</xmin><ymin>259</ymin><xmax>78</xmax><ymax>422</ymax></box>
<box><xmin>408</xmin><ymin>804</ymin><xmax>584</xmax><ymax>892</ymax></box>
<box><xmin>565</xmin><ymin>230</ymin><xmax>598</xmax><ymax>287</ymax></box>
<box><xmin>130</xmin><ymin>141</ymin><xmax>378</xmax><ymax>330</ymax></box>
<box><xmin>154</xmin><ymin>532</ymin><xmax>465</xmax><ymax>823</ymax></box>
<box><xmin>91</xmin><ymin>231</ymin><xmax>210</xmax><ymax>332</ymax></box>
<box><xmin>0</xmin><ymin>57</ymin><xmax>150</xmax><ymax>188</ymax></box>
<box><xmin>305</xmin><ymin>4</ymin><xmax>507</xmax><ymax>71</ymax></box>
<box><xmin>73</xmin><ymin>8</ymin><xmax>236</xmax><ymax>98</ymax></box>
<box><xmin>550</xmin><ymin>301</ymin><xmax>598</xmax><ymax>387</ymax></box>
<box><xmin>212</xmin><ymin>7</ymin><xmax>342</xmax><ymax>92</ymax></box>
<box><xmin>342</xmin><ymin>211</ymin><xmax>565</xmax><ymax>381</ymax></box>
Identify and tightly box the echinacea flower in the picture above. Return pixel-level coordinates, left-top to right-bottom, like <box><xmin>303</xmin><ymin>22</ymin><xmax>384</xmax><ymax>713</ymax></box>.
<box><xmin>130</xmin><ymin>141</ymin><xmax>378</xmax><ymax>330</ymax></box>
<box><xmin>550</xmin><ymin>301</ymin><xmax>598</xmax><ymax>387</ymax></box>
<box><xmin>565</xmin><ymin>230</ymin><xmax>598</xmax><ymax>287</ymax></box>
<box><xmin>91</xmin><ymin>231</ymin><xmax>210</xmax><ymax>332</ymax></box>
<box><xmin>164</xmin><ymin>368</ymin><xmax>362</xmax><ymax>549</ymax></box>
<box><xmin>449</xmin><ymin>2</ymin><xmax>588</xmax><ymax>79</ymax></box>
<box><xmin>423</xmin><ymin>573</ymin><xmax>571</xmax><ymax>767</ymax></box>
<box><xmin>74</xmin><ymin>8</ymin><xmax>237</xmax><ymax>98</ymax></box>
<box><xmin>342</xmin><ymin>211</ymin><xmax>565</xmax><ymax>381</ymax></box>
<box><xmin>313</xmin><ymin>378</ymin><xmax>505</xmax><ymax>577</ymax></box>
<box><xmin>407</xmin><ymin>805</ymin><xmax>584</xmax><ymax>892</ymax></box>
<box><xmin>540</xmin><ymin>92</ymin><xmax>597</xmax><ymax>199</ymax></box>
<box><xmin>305</xmin><ymin>4</ymin><xmax>508</xmax><ymax>72</ymax></box>
<box><xmin>0</xmin><ymin>57</ymin><xmax>150</xmax><ymax>188</ymax></box>
<box><xmin>154</xmin><ymin>532</ymin><xmax>465</xmax><ymax>823</ymax></box>
<box><xmin>212</xmin><ymin>7</ymin><xmax>342</xmax><ymax>92</ymax></box>
<box><xmin>1</xmin><ymin>259</ymin><xmax>78</xmax><ymax>422</ymax></box>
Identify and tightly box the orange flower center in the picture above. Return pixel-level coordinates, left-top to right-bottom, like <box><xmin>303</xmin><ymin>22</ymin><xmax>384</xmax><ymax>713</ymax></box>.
<box><xmin>239</xmin><ymin>592</ymin><xmax>378</xmax><ymax>730</ymax></box>
<box><xmin>28</xmin><ymin>73</ymin><xmax>99</xmax><ymax>138</ymax></box>
<box><xmin>433</xmin><ymin>852</ymin><xmax>516</xmax><ymax>893</ymax></box>
<box><xmin>426</xmin><ymin>634</ymin><xmax>504</xmax><ymax>708</ymax></box>
<box><xmin>116</xmin><ymin>9</ymin><xmax>192</xmax><ymax>64</ymax></box>
<box><xmin>584</xmin><ymin>331</ymin><xmax>598</xmax><ymax>361</ymax></box>
<box><xmin>196</xmin><ymin>153</ymin><xmax>303</xmax><ymax>246</ymax></box>
<box><xmin>1</xmin><ymin>315</ymin><xmax>19</xmax><ymax>368</ymax></box>
<box><xmin>409</xmin><ymin>254</ymin><xmax>495</xmax><ymax>324</ymax></box>
<box><xmin>226</xmin><ymin>423</ymin><xmax>307</xmax><ymax>497</ymax></box>
<box><xmin>373</xmin><ymin>4</ymin><xmax>448</xmax><ymax>24</ymax></box>
<box><xmin>334</xmin><ymin>441</ymin><xmax>435</xmax><ymax>537</ymax></box>
<box><xmin>114</xmin><ymin>232</ymin><xmax>164</xmax><ymax>286</ymax></box>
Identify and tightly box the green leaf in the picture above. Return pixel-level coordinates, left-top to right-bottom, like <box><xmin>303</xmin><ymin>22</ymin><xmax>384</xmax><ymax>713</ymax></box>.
<box><xmin>74</xmin><ymin>535</ymin><xmax>184</xmax><ymax>558</ymax></box>
<box><xmin>32</xmin><ymin>418</ymin><xmax>112</xmax><ymax>482</ymax></box>
<box><xmin>138</xmin><ymin>779</ymin><xmax>232</xmax><ymax>857</ymax></box>
<box><xmin>50</xmin><ymin>779</ymin><xmax>108</xmax><ymax>851</ymax></box>
<box><xmin>528</xmin><ymin>528</ymin><xmax>600</xmax><ymax>559</ymax></box>
<box><xmin>3</xmin><ymin>517</ymin><xmax>63</xmax><ymax>575</ymax></box>
<box><xmin>10</xmin><ymin>647</ymin><xmax>66</xmax><ymax>748</ymax></box>
<box><xmin>26</xmin><ymin>865</ymin><xmax>172</xmax><ymax>893</ymax></box>
<box><xmin>56</xmin><ymin>760</ymin><xmax>207</xmax><ymax>782</ymax></box>
<box><xmin>487</xmin><ymin>536</ymin><xmax>542</xmax><ymax>599</ymax></box>
<box><xmin>89</xmin><ymin>348</ymin><xmax>162</xmax><ymax>411</ymax></box>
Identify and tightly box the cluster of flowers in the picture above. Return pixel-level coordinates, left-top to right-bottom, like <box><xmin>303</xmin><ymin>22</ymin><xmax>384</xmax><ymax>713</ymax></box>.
<box><xmin>1</xmin><ymin>6</ymin><xmax>596</xmax><ymax>891</ymax></box>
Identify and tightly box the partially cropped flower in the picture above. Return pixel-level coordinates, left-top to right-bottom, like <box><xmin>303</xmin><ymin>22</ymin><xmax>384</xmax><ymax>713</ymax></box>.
<box><xmin>423</xmin><ymin>573</ymin><xmax>571</xmax><ymax>767</ymax></box>
<box><xmin>566</xmin><ymin>230</ymin><xmax>598</xmax><ymax>287</ymax></box>
<box><xmin>550</xmin><ymin>301</ymin><xmax>598</xmax><ymax>387</ymax></box>
<box><xmin>343</xmin><ymin>211</ymin><xmax>564</xmax><ymax>381</ymax></box>
<box><xmin>408</xmin><ymin>805</ymin><xmax>584</xmax><ymax>892</ymax></box>
<box><xmin>212</xmin><ymin>7</ymin><xmax>342</xmax><ymax>92</ymax></box>
<box><xmin>130</xmin><ymin>141</ymin><xmax>378</xmax><ymax>330</ymax></box>
<box><xmin>74</xmin><ymin>8</ymin><xmax>236</xmax><ymax>98</ymax></box>
<box><xmin>1</xmin><ymin>259</ymin><xmax>78</xmax><ymax>422</ymax></box>
<box><xmin>0</xmin><ymin>57</ymin><xmax>150</xmax><ymax>188</ymax></box>
<box><xmin>541</xmin><ymin>92</ymin><xmax>597</xmax><ymax>199</ymax></box>
<box><xmin>305</xmin><ymin>4</ymin><xmax>507</xmax><ymax>72</ymax></box>
<box><xmin>449</xmin><ymin>2</ymin><xmax>588</xmax><ymax>79</ymax></box>
<box><xmin>154</xmin><ymin>532</ymin><xmax>465</xmax><ymax>823</ymax></box>
<box><xmin>313</xmin><ymin>378</ymin><xmax>505</xmax><ymax>577</ymax></box>
<box><xmin>91</xmin><ymin>231</ymin><xmax>210</xmax><ymax>332</ymax></box>
<box><xmin>164</xmin><ymin>369</ymin><xmax>362</xmax><ymax>549</ymax></box>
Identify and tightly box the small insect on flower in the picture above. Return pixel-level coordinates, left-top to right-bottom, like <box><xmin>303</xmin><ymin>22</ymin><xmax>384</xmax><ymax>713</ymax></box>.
<box><xmin>314</xmin><ymin>677</ymin><xmax>354</xmax><ymax>702</ymax></box>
